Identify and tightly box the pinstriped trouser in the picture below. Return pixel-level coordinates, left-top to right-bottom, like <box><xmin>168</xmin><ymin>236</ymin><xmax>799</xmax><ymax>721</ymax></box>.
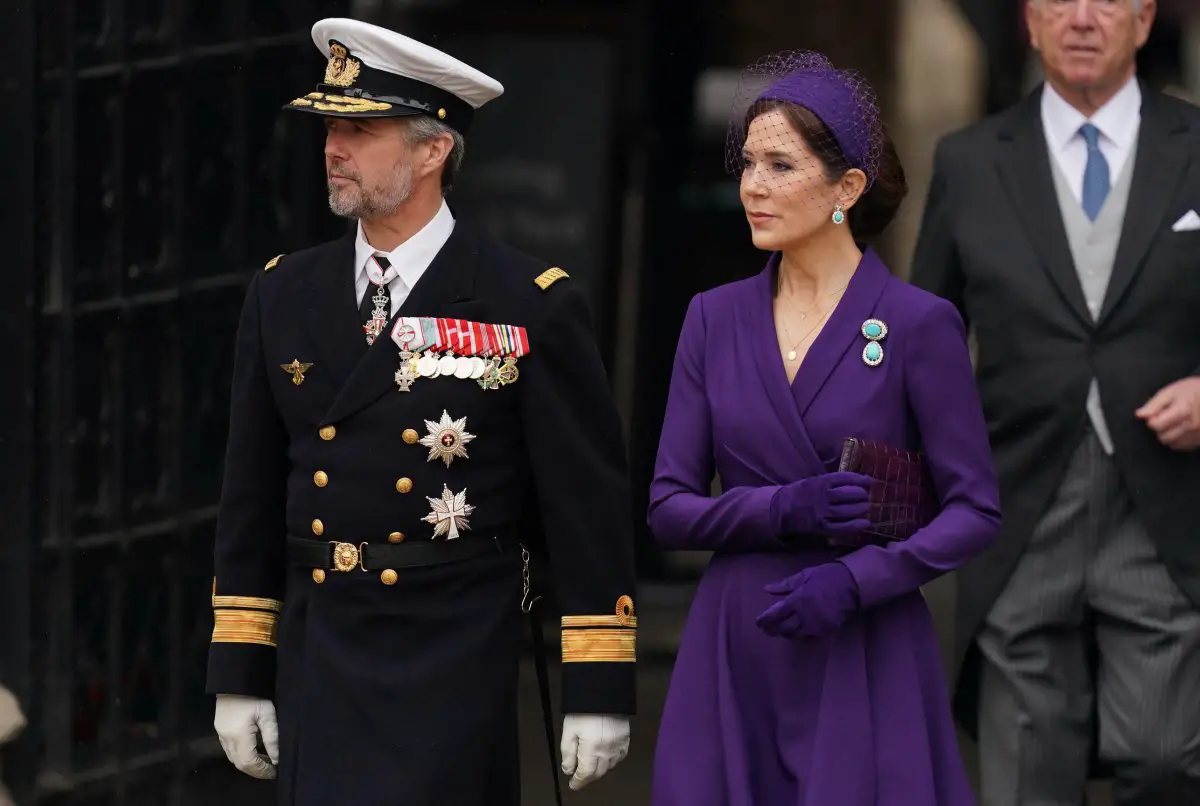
<box><xmin>976</xmin><ymin>432</ymin><xmax>1200</xmax><ymax>806</ymax></box>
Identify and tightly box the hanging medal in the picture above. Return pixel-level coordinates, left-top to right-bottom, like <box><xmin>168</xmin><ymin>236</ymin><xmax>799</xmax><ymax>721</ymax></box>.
<box><xmin>450</xmin><ymin>319</ymin><xmax>475</xmax><ymax>378</ymax></box>
<box><xmin>392</xmin><ymin>321</ymin><xmax>419</xmax><ymax>392</ymax></box>
<box><xmin>436</xmin><ymin>319</ymin><xmax>463</xmax><ymax>378</ymax></box>
<box><xmin>417</xmin><ymin>348</ymin><xmax>441</xmax><ymax>378</ymax></box>
<box><xmin>362</xmin><ymin>255</ymin><xmax>397</xmax><ymax>346</ymax></box>
<box><xmin>479</xmin><ymin>323</ymin><xmax>530</xmax><ymax>389</ymax></box>
<box><xmin>363</xmin><ymin>288</ymin><xmax>390</xmax><ymax>345</ymax></box>
<box><xmin>467</xmin><ymin>321</ymin><xmax>488</xmax><ymax>379</ymax></box>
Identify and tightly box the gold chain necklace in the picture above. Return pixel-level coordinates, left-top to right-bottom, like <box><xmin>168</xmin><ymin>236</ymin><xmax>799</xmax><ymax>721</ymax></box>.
<box><xmin>778</xmin><ymin>282</ymin><xmax>848</xmax><ymax>362</ymax></box>
<box><xmin>780</xmin><ymin>304</ymin><xmax>835</xmax><ymax>362</ymax></box>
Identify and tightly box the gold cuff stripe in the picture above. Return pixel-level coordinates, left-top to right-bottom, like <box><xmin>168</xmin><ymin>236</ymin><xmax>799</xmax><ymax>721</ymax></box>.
<box><xmin>211</xmin><ymin>610</ymin><xmax>278</xmax><ymax>648</ymax></box>
<box><xmin>561</xmin><ymin>615</ymin><xmax>638</xmax><ymax>629</ymax></box>
<box><xmin>212</xmin><ymin>595</ymin><xmax>283</xmax><ymax>613</ymax></box>
<box><xmin>561</xmin><ymin>628</ymin><xmax>636</xmax><ymax>663</ymax></box>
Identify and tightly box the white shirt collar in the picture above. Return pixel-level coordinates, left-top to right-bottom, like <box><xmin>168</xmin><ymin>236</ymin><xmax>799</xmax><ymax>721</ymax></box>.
<box><xmin>1041</xmin><ymin>76</ymin><xmax>1141</xmax><ymax>154</ymax></box>
<box><xmin>354</xmin><ymin>199</ymin><xmax>456</xmax><ymax>291</ymax></box>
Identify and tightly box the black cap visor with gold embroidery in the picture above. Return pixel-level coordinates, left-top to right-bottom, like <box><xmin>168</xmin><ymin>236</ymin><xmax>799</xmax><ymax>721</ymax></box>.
<box><xmin>285</xmin><ymin>40</ymin><xmax>476</xmax><ymax>132</ymax></box>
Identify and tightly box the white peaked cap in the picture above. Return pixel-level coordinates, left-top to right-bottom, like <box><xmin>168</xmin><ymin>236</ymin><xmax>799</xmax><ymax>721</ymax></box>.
<box><xmin>284</xmin><ymin>18</ymin><xmax>503</xmax><ymax>132</ymax></box>
<box><xmin>311</xmin><ymin>18</ymin><xmax>503</xmax><ymax>109</ymax></box>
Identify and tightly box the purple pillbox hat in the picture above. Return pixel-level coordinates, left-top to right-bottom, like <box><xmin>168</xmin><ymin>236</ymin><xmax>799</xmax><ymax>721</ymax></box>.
<box><xmin>758</xmin><ymin>71</ymin><xmax>870</xmax><ymax>176</ymax></box>
<box><xmin>726</xmin><ymin>50</ymin><xmax>883</xmax><ymax>187</ymax></box>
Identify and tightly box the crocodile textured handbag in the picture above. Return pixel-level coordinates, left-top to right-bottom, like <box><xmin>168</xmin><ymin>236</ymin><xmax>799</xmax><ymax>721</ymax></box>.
<box><xmin>831</xmin><ymin>436</ymin><xmax>939</xmax><ymax>547</ymax></box>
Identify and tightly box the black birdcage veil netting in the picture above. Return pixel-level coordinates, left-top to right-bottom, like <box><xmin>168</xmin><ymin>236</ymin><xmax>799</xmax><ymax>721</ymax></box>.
<box><xmin>725</xmin><ymin>50</ymin><xmax>884</xmax><ymax>211</ymax></box>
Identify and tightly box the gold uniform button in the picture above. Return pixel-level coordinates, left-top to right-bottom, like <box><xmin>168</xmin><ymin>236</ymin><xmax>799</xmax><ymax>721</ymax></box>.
<box><xmin>402</xmin><ymin>428</ymin><xmax>419</xmax><ymax>445</ymax></box>
<box><xmin>388</xmin><ymin>531</ymin><xmax>405</xmax><ymax>544</ymax></box>
<box><xmin>312</xmin><ymin>519</ymin><xmax>325</xmax><ymax>536</ymax></box>
<box><xmin>381</xmin><ymin>569</ymin><xmax>398</xmax><ymax>585</ymax></box>
<box><xmin>395</xmin><ymin>477</ymin><xmax>413</xmax><ymax>494</ymax></box>
<box><xmin>313</xmin><ymin>471</ymin><xmax>329</xmax><ymax>488</ymax></box>
<box><xmin>319</xmin><ymin>425</ymin><xmax>337</xmax><ymax>441</ymax></box>
<box><xmin>312</xmin><ymin>569</ymin><xmax>326</xmax><ymax>584</ymax></box>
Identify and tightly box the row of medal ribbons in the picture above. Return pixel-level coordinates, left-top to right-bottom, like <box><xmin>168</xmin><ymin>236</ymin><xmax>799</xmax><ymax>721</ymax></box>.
<box><xmin>390</xmin><ymin>317</ymin><xmax>529</xmax><ymax>390</ymax></box>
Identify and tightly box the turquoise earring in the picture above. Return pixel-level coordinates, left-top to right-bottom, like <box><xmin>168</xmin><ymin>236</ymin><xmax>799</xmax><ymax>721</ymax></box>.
<box><xmin>832</xmin><ymin>204</ymin><xmax>846</xmax><ymax>225</ymax></box>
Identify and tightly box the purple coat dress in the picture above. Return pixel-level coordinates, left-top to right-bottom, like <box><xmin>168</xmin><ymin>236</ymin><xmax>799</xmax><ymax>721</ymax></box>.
<box><xmin>648</xmin><ymin>248</ymin><xmax>1002</xmax><ymax>806</ymax></box>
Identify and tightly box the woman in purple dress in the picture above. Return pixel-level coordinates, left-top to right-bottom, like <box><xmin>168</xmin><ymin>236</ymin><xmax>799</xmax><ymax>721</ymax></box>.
<box><xmin>647</xmin><ymin>51</ymin><xmax>1002</xmax><ymax>806</ymax></box>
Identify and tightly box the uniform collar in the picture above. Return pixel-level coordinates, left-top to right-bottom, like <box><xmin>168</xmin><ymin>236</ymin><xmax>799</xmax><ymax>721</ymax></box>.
<box><xmin>354</xmin><ymin>199</ymin><xmax>455</xmax><ymax>285</ymax></box>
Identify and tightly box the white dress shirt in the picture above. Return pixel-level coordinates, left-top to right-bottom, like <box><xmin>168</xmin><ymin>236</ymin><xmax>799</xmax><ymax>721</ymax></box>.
<box><xmin>1040</xmin><ymin>76</ymin><xmax>1141</xmax><ymax>205</ymax></box>
<box><xmin>354</xmin><ymin>199</ymin><xmax>455</xmax><ymax>316</ymax></box>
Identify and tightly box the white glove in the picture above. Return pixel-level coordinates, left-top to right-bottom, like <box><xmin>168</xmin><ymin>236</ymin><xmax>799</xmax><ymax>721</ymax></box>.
<box><xmin>559</xmin><ymin>713</ymin><xmax>630</xmax><ymax>791</ymax></box>
<box><xmin>214</xmin><ymin>695</ymin><xmax>279</xmax><ymax>780</ymax></box>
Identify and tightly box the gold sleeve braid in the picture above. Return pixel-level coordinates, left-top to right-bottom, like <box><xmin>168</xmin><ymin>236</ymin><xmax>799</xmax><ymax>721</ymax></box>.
<box><xmin>211</xmin><ymin>578</ymin><xmax>282</xmax><ymax>648</ymax></box>
<box><xmin>560</xmin><ymin>595</ymin><xmax>637</xmax><ymax>663</ymax></box>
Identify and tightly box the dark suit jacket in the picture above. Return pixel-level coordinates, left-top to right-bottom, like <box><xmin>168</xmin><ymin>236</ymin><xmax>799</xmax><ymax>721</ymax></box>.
<box><xmin>204</xmin><ymin>222</ymin><xmax>637</xmax><ymax>805</ymax></box>
<box><xmin>910</xmin><ymin>83</ymin><xmax>1200</xmax><ymax>735</ymax></box>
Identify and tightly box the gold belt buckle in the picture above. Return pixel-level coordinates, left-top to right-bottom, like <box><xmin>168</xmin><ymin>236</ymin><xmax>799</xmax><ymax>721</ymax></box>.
<box><xmin>331</xmin><ymin>541</ymin><xmax>369</xmax><ymax>572</ymax></box>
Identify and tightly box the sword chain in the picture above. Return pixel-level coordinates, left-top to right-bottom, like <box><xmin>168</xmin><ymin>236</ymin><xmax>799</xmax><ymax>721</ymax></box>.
<box><xmin>520</xmin><ymin>543</ymin><xmax>540</xmax><ymax>614</ymax></box>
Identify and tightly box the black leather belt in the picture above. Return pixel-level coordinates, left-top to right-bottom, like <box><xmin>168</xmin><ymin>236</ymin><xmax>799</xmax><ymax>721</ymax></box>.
<box><xmin>287</xmin><ymin>534</ymin><xmax>507</xmax><ymax>573</ymax></box>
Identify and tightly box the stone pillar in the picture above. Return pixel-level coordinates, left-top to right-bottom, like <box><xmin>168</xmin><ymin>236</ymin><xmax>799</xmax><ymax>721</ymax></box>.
<box><xmin>891</xmin><ymin>0</ymin><xmax>984</xmax><ymax>279</ymax></box>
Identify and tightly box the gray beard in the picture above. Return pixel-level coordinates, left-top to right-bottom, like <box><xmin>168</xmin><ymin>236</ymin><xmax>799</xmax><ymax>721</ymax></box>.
<box><xmin>327</xmin><ymin>162</ymin><xmax>414</xmax><ymax>219</ymax></box>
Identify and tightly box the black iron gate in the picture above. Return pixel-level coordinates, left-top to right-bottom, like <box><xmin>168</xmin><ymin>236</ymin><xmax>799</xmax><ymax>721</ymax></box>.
<box><xmin>1</xmin><ymin>1</ymin><xmax>346</xmax><ymax>802</ymax></box>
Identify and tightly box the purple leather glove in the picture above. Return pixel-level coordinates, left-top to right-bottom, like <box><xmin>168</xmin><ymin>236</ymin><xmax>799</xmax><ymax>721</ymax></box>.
<box><xmin>755</xmin><ymin>562</ymin><xmax>860</xmax><ymax>639</ymax></box>
<box><xmin>769</xmin><ymin>471</ymin><xmax>873</xmax><ymax>538</ymax></box>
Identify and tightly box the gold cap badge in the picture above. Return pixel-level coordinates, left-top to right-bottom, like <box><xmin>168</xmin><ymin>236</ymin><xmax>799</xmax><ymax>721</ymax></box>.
<box><xmin>324</xmin><ymin>41</ymin><xmax>362</xmax><ymax>88</ymax></box>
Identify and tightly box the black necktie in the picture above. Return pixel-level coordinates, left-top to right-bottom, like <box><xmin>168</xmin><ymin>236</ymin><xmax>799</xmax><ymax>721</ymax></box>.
<box><xmin>359</xmin><ymin>255</ymin><xmax>393</xmax><ymax>344</ymax></box>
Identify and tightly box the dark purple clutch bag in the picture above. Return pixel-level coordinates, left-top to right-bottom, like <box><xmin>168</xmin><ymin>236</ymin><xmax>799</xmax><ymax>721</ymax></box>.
<box><xmin>831</xmin><ymin>437</ymin><xmax>939</xmax><ymax>547</ymax></box>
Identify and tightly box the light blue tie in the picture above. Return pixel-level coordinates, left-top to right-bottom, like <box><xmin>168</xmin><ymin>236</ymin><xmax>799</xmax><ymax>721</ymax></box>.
<box><xmin>1079</xmin><ymin>123</ymin><xmax>1110</xmax><ymax>221</ymax></box>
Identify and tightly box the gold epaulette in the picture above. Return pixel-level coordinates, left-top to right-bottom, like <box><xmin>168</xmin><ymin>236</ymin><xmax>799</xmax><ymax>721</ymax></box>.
<box><xmin>534</xmin><ymin>266</ymin><xmax>569</xmax><ymax>291</ymax></box>
<box><xmin>211</xmin><ymin>578</ymin><xmax>282</xmax><ymax>648</ymax></box>
<box><xmin>264</xmin><ymin>254</ymin><xmax>285</xmax><ymax>272</ymax></box>
<box><xmin>561</xmin><ymin>595</ymin><xmax>637</xmax><ymax>663</ymax></box>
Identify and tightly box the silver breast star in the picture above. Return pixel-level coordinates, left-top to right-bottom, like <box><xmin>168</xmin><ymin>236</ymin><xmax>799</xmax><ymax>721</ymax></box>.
<box><xmin>418</xmin><ymin>410</ymin><xmax>476</xmax><ymax>468</ymax></box>
<box><xmin>421</xmin><ymin>484</ymin><xmax>475</xmax><ymax>540</ymax></box>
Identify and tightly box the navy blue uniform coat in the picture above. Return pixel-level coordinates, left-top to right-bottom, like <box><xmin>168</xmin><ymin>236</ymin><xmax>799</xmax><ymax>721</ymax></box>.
<box><xmin>205</xmin><ymin>221</ymin><xmax>638</xmax><ymax>806</ymax></box>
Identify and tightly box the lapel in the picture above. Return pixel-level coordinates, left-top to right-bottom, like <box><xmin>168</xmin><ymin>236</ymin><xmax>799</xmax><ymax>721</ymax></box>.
<box><xmin>1101</xmin><ymin>86</ymin><xmax>1191</xmax><ymax>323</ymax></box>
<box><xmin>321</xmin><ymin>221</ymin><xmax>482</xmax><ymax>425</ymax></box>
<box><xmin>743</xmin><ymin>254</ymin><xmax>825</xmax><ymax>478</ymax></box>
<box><xmin>791</xmin><ymin>247</ymin><xmax>889</xmax><ymax>417</ymax></box>
<box><xmin>994</xmin><ymin>88</ymin><xmax>1094</xmax><ymax>328</ymax></box>
<box><xmin>301</xmin><ymin>231</ymin><xmax>364</xmax><ymax>389</ymax></box>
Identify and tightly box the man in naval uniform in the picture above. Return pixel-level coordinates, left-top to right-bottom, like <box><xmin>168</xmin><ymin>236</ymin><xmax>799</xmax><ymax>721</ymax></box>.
<box><xmin>205</xmin><ymin>18</ymin><xmax>636</xmax><ymax>805</ymax></box>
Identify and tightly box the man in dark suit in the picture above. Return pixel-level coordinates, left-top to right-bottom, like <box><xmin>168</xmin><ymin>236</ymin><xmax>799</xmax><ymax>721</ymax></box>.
<box><xmin>204</xmin><ymin>18</ymin><xmax>637</xmax><ymax>806</ymax></box>
<box><xmin>912</xmin><ymin>2</ymin><xmax>1200</xmax><ymax>804</ymax></box>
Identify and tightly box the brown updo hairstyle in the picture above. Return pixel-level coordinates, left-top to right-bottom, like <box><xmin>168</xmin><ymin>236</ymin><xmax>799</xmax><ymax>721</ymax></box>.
<box><xmin>744</xmin><ymin>99</ymin><xmax>908</xmax><ymax>241</ymax></box>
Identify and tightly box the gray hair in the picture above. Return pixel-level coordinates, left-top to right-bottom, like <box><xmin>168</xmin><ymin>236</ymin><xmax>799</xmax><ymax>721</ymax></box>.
<box><xmin>404</xmin><ymin>115</ymin><xmax>466</xmax><ymax>194</ymax></box>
